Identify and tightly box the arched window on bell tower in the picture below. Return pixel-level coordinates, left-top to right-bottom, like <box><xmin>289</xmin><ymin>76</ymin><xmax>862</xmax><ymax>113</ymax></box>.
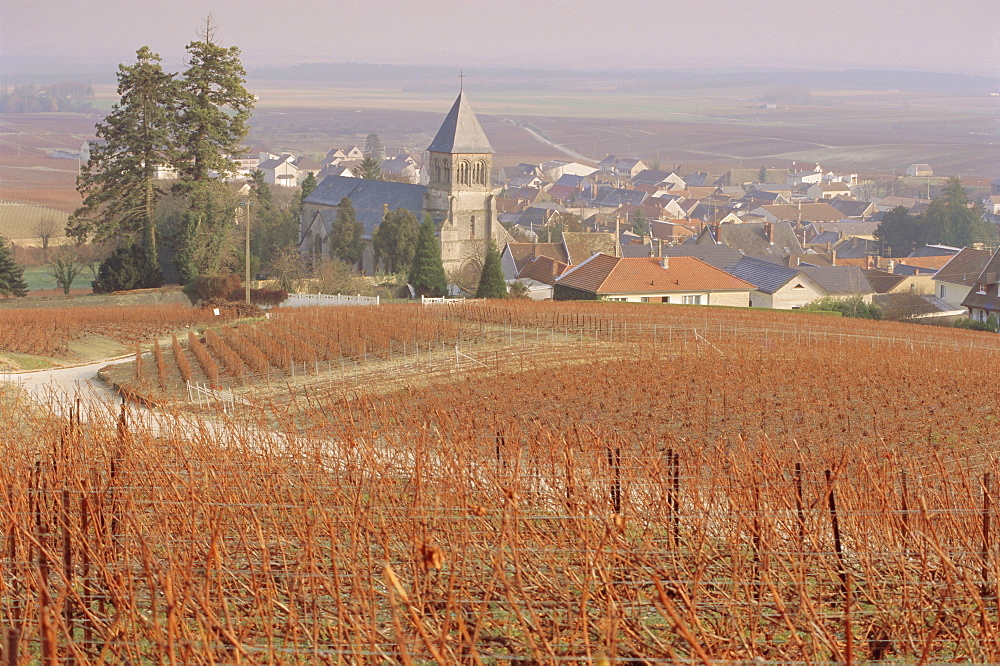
<box><xmin>434</xmin><ymin>159</ymin><xmax>441</xmax><ymax>184</ymax></box>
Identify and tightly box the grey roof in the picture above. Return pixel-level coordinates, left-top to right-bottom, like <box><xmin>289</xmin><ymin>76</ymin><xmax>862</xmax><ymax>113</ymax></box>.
<box><xmin>908</xmin><ymin>244</ymin><xmax>962</xmax><ymax>258</ymax></box>
<box><xmin>809</xmin><ymin>230</ymin><xmax>841</xmax><ymax>246</ymax></box>
<box><xmin>632</xmin><ymin>169</ymin><xmax>674</xmax><ymax>186</ymax></box>
<box><xmin>592</xmin><ymin>186</ymin><xmax>647</xmax><ymax>207</ymax></box>
<box><xmin>832</xmin><ymin>236</ymin><xmax>879</xmax><ymax>259</ymax></box>
<box><xmin>662</xmin><ymin>244</ymin><xmax>745</xmax><ymax>270</ymax></box>
<box><xmin>863</xmin><ymin>269</ymin><xmax>908</xmax><ymax>294</ymax></box>
<box><xmin>934</xmin><ymin>247</ymin><xmax>992</xmax><ymax>287</ymax></box>
<box><xmin>798</xmin><ymin>265</ymin><xmax>874</xmax><ymax>295</ymax></box>
<box><xmin>555</xmin><ymin>174</ymin><xmax>588</xmax><ymax>188</ymax></box>
<box><xmin>305</xmin><ymin>176</ymin><xmax>427</xmax><ymax>238</ymax></box>
<box><xmin>829</xmin><ymin>199</ymin><xmax>874</xmax><ymax>218</ymax></box>
<box><xmin>695</xmin><ymin>221</ymin><xmax>804</xmax><ymax>257</ymax></box>
<box><xmin>427</xmin><ymin>92</ymin><xmax>494</xmax><ymax>154</ymax></box>
<box><xmin>724</xmin><ymin>256</ymin><xmax>800</xmax><ymax>294</ymax></box>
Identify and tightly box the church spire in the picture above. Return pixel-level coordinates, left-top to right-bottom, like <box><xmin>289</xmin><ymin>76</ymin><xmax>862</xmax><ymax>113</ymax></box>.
<box><xmin>427</xmin><ymin>91</ymin><xmax>493</xmax><ymax>154</ymax></box>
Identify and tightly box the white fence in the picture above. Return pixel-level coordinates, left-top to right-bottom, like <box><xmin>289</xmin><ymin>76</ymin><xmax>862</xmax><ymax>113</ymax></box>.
<box><xmin>284</xmin><ymin>293</ymin><xmax>379</xmax><ymax>308</ymax></box>
<box><xmin>187</xmin><ymin>380</ymin><xmax>246</xmax><ymax>412</ymax></box>
<box><xmin>421</xmin><ymin>296</ymin><xmax>480</xmax><ymax>305</ymax></box>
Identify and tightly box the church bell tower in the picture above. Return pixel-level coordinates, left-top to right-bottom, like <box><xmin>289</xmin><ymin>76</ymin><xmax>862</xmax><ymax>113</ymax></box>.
<box><xmin>424</xmin><ymin>91</ymin><xmax>504</xmax><ymax>280</ymax></box>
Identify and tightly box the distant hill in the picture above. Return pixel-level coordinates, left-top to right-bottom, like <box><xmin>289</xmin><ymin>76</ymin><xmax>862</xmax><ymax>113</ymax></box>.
<box><xmin>249</xmin><ymin>64</ymin><xmax>1000</xmax><ymax>96</ymax></box>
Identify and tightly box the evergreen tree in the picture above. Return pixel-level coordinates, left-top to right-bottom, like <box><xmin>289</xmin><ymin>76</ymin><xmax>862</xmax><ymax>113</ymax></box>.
<box><xmin>364</xmin><ymin>133</ymin><xmax>385</xmax><ymax>161</ymax></box>
<box><xmin>69</xmin><ymin>46</ymin><xmax>177</xmax><ymax>256</ymax></box>
<box><xmin>758</xmin><ymin>166</ymin><xmax>768</xmax><ymax>183</ymax></box>
<box><xmin>174</xmin><ymin>18</ymin><xmax>254</xmax><ymax>187</ymax></box>
<box><xmin>373</xmin><ymin>208</ymin><xmax>419</xmax><ymax>274</ymax></box>
<box><xmin>874</xmin><ymin>206</ymin><xmax>921</xmax><ymax>258</ymax></box>
<box><xmin>632</xmin><ymin>210</ymin><xmax>649</xmax><ymax>237</ymax></box>
<box><xmin>475</xmin><ymin>239</ymin><xmax>507</xmax><ymax>299</ymax></box>
<box><xmin>294</xmin><ymin>170</ymin><xmax>318</xmax><ymax>221</ymax></box>
<box><xmin>173</xmin><ymin>18</ymin><xmax>254</xmax><ymax>282</ymax></box>
<box><xmin>357</xmin><ymin>155</ymin><xmax>383</xmax><ymax>181</ymax></box>
<box><xmin>408</xmin><ymin>215</ymin><xmax>448</xmax><ymax>297</ymax></box>
<box><xmin>329</xmin><ymin>197</ymin><xmax>364</xmax><ymax>266</ymax></box>
<box><xmin>922</xmin><ymin>177</ymin><xmax>993</xmax><ymax>247</ymax></box>
<box><xmin>0</xmin><ymin>237</ymin><xmax>28</xmax><ymax>298</ymax></box>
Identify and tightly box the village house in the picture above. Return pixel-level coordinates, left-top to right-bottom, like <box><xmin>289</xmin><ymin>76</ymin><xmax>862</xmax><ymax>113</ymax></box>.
<box><xmin>553</xmin><ymin>254</ymin><xmax>753</xmax><ymax>305</ymax></box>
<box><xmin>806</xmin><ymin>182</ymin><xmax>852</xmax><ymax>201</ymax></box>
<box><xmin>724</xmin><ymin>256</ymin><xmax>827</xmax><ymax>309</ymax></box>
<box><xmin>932</xmin><ymin>247</ymin><xmax>993</xmax><ymax>309</ymax></box>
<box><xmin>381</xmin><ymin>154</ymin><xmax>420</xmax><ymax>184</ymax></box>
<box><xmin>906</xmin><ymin>163</ymin><xmax>933</xmax><ymax>177</ymax></box>
<box><xmin>961</xmin><ymin>248</ymin><xmax>1000</xmax><ymax>323</ymax></box>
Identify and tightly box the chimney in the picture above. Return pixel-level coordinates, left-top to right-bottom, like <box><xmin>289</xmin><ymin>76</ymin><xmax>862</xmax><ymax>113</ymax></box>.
<box><xmin>657</xmin><ymin>238</ymin><xmax>664</xmax><ymax>257</ymax></box>
<box><xmin>887</xmin><ymin>259</ymin><xmax>896</xmax><ymax>274</ymax></box>
<box><xmin>712</xmin><ymin>223</ymin><xmax>722</xmax><ymax>244</ymax></box>
<box><xmin>660</xmin><ymin>256</ymin><xmax>669</xmax><ymax>269</ymax></box>
<box><xmin>831</xmin><ymin>249</ymin><xmax>837</xmax><ymax>266</ymax></box>
<box><xmin>764</xmin><ymin>221</ymin><xmax>774</xmax><ymax>244</ymax></box>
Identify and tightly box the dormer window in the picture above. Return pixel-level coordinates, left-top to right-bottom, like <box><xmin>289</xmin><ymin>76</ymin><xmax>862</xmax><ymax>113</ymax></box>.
<box><xmin>978</xmin><ymin>283</ymin><xmax>987</xmax><ymax>295</ymax></box>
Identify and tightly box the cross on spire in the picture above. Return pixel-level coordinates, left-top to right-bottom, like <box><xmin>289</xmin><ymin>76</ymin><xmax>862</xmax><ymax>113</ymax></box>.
<box><xmin>459</xmin><ymin>69</ymin><xmax>464</xmax><ymax>92</ymax></box>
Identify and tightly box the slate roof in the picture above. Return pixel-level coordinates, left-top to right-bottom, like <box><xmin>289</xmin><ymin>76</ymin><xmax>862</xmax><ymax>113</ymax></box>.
<box><xmin>555</xmin><ymin>174</ymin><xmax>588</xmax><ymax>188</ymax></box>
<box><xmin>304</xmin><ymin>176</ymin><xmax>427</xmax><ymax>238</ymax></box>
<box><xmin>829</xmin><ymin>199</ymin><xmax>874</xmax><ymax>218</ymax></box>
<box><xmin>592</xmin><ymin>186</ymin><xmax>647</xmax><ymax>207</ymax></box>
<box><xmin>832</xmin><ymin>236</ymin><xmax>879</xmax><ymax>260</ymax></box>
<box><xmin>562</xmin><ymin>232</ymin><xmax>619</xmax><ymax>265</ymax></box>
<box><xmin>632</xmin><ymin>169</ymin><xmax>675</xmax><ymax>186</ymax></box>
<box><xmin>798</xmin><ymin>265</ymin><xmax>874</xmax><ymax>295</ymax></box>
<box><xmin>761</xmin><ymin>203</ymin><xmax>843</xmax><ymax>223</ymax></box>
<box><xmin>427</xmin><ymin>92</ymin><xmax>493</xmax><ymax>154</ymax></box>
<box><xmin>696</xmin><ymin>221</ymin><xmax>804</xmax><ymax>256</ymax></box>
<box><xmin>724</xmin><ymin>256</ymin><xmax>801</xmax><ymax>294</ymax></box>
<box><xmin>908</xmin><ymin>244</ymin><xmax>962</xmax><ymax>258</ymax></box>
<box><xmin>862</xmin><ymin>269</ymin><xmax>908</xmax><ymax>294</ymax></box>
<box><xmin>556</xmin><ymin>255</ymin><xmax>754</xmax><ymax>295</ymax></box>
<box><xmin>661</xmin><ymin>244</ymin><xmax>745</xmax><ymax>270</ymax></box>
<box><xmin>504</xmin><ymin>242</ymin><xmax>570</xmax><ymax>274</ymax></box>
<box><xmin>932</xmin><ymin>247</ymin><xmax>992</xmax><ymax>286</ymax></box>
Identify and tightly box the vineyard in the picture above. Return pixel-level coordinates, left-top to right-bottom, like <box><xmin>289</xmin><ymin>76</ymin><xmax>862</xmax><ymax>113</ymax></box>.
<box><xmin>1</xmin><ymin>300</ymin><xmax>999</xmax><ymax>663</ymax></box>
<box><xmin>0</xmin><ymin>304</ymin><xmax>232</xmax><ymax>359</ymax></box>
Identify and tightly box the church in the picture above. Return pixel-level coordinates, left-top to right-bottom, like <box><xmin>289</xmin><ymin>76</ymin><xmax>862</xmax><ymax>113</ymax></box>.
<box><xmin>300</xmin><ymin>92</ymin><xmax>511</xmax><ymax>282</ymax></box>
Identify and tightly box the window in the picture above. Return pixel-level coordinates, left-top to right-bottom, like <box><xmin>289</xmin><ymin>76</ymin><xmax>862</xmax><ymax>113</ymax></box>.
<box><xmin>792</xmin><ymin>283</ymin><xmax>805</xmax><ymax>290</ymax></box>
<box><xmin>939</xmin><ymin>284</ymin><xmax>945</xmax><ymax>298</ymax></box>
<box><xmin>641</xmin><ymin>297</ymin><xmax>650</xmax><ymax>303</ymax></box>
<box><xmin>682</xmin><ymin>295</ymin><xmax>702</xmax><ymax>305</ymax></box>
<box><xmin>663</xmin><ymin>296</ymin><xmax>670</xmax><ymax>304</ymax></box>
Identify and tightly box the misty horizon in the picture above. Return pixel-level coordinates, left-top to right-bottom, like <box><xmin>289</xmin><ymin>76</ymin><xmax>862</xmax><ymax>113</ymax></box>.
<box><xmin>2</xmin><ymin>1</ymin><xmax>998</xmax><ymax>81</ymax></box>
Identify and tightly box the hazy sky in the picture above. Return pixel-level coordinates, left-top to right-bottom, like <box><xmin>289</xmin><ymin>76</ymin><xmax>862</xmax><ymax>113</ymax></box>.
<box><xmin>2</xmin><ymin>0</ymin><xmax>999</xmax><ymax>77</ymax></box>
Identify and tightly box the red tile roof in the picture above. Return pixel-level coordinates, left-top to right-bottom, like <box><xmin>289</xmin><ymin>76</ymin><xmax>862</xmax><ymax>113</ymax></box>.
<box><xmin>517</xmin><ymin>255</ymin><xmax>571</xmax><ymax>285</ymax></box>
<box><xmin>556</xmin><ymin>254</ymin><xmax>754</xmax><ymax>295</ymax></box>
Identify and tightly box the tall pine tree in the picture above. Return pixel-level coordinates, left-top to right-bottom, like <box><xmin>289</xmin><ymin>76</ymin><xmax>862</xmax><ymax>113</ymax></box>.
<box><xmin>475</xmin><ymin>239</ymin><xmax>507</xmax><ymax>299</ymax></box>
<box><xmin>408</xmin><ymin>215</ymin><xmax>448</xmax><ymax>297</ymax></box>
<box><xmin>69</xmin><ymin>46</ymin><xmax>177</xmax><ymax>256</ymax></box>
<box><xmin>173</xmin><ymin>18</ymin><xmax>255</xmax><ymax>282</ymax></box>
<box><xmin>0</xmin><ymin>237</ymin><xmax>28</xmax><ymax>298</ymax></box>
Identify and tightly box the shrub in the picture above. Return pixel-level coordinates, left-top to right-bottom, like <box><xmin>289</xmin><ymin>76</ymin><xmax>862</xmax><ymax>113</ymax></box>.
<box><xmin>801</xmin><ymin>295</ymin><xmax>882</xmax><ymax>320</ymax></box>
<box><xmin>954</xmin><ymin>316</ymin><xmax>998</xmax><ymax>332</ymax></box>
<box><xmin>189</xmin><ymin>274</ymin><xmax>242</xmax><ymax>303</ymax></box>
<box><xmin>92</xmin><ymin>244</ymin><xmax>162</xmax><ymax>293</ymax></box>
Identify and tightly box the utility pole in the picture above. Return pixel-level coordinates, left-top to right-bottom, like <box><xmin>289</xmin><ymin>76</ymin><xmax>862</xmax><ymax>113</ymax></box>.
<box><xmin>239</xmin><ymin>200</ymin><xmax>253</xmax><ymax>304</ymax></box>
